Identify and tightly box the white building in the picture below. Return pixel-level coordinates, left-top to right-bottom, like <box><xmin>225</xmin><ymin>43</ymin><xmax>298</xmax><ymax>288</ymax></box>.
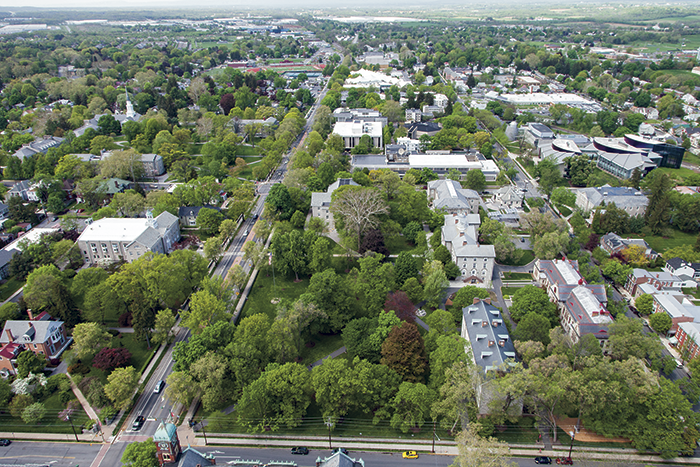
<box><xmin>574</xmin><ymin>185</ymin><xmax>648</xmax><ymax>216</ymax></box>
<box><xmin>441</xmin><ymin>213</ymin><xmax>495</xmax><ymax>287</ymax></box>
<box><xmin>332</xmin><ymin>121</ymin><xmax>383</xmax><ymax>150</ymax></box>
<box><xmin>77</xmin><ymin>211</ymin><xmax>180</xmax><ymax>265</ymax></box>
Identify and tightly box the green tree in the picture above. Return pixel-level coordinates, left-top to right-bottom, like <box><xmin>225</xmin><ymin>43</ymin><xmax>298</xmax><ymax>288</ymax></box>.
<box><xmin>197</xmin><ymin>208</ymin><xmax>225</xmax><ymax>236</ymax></box>
<box><xmin>381</xmin><ymin>322</ymin><xmax>429</xmax><ymax>383</ymax></box>
<box><xmin>203</xmin><ymin>236</ymin><xmax>224</xmax><ymax>263</ymax></box>
<box><xmin>635</xmin><ymin>294</ymin><xmax>654</xmax><ymax>315</ymax></box>
<box><xmin>105</xmin><ymin>366</ymin><xmax>139</xmax><ymax>411</ymax></box>
<box><xmin>21</xmin><ymin>402</ymin><xmax>46</xmax><ymax>425</ymax></box>
<box><xmin>395</xmin><ymin>252</ymin><xmax>419</xmax><ymax>286</ymax></box>
<box><xmin>645</xmin><ymin>173</ymin><xmax>672</xmax><ymax>235</ymax></box>
<box><xmin>266</xmin><ymin>183</ymin><xmax>295</xmax><ymax>221</ymax></box>
<box><xmin>464</xmin><ymin>170</ymin><xmax>485</xmax><ymax>192</ymax></box>
<box><xmin>452</xmin><ymin>425</ymin><xmax>517</xmax><ymax>467</ymax></box>
<box><xmin>190</xmin><ymin>351</ymin><xmax>236</xmax><ymax>411</ymax></box>
<box><xmin>388</xmin><ymin>381</ymin><xmax>434</xmax><ymax>433</ymax></box>
<box><xmin>152</xmin><ymin>309</ymin><xmax>176</xmax><ymax>347</ymax></box>
<box><xmin>121</xmin><ymin>439</ymin><xmax>159</xmax><ymax>467</ymax></box>
<box><xmin>236</xmin><ymin>362</ymin><xmax>311</xmax><ymax>432</ymax></box>
<box><xmin>513</xmin><ymin>312</ymin><xmax>552</xmax><ymax>345</ymax></box>
<box><xmin>649</xmin><ymin>312</ymin><xmax>672</xmax><ymax>334</ymax></box>
<box><xmin>509</xmin><ymin>285</ymin><xmax>558</xmax><ymax>326</ymax></box>
<box><xmin>422</xmin><ymin>260</ymin><xmax>449</xmax><ymax>309</ymax></box>
<box><xmin>602</xmin><ymin>260</ymin><xmax>632</xmax><ymax>286</ymax></box>
<box><xmin>16</xmin><ymin>350</ymin><xmax>46</xmax><ymax>378</ymax></box>
<box><xmin>182</xmin><ymin>289</ymin><xmax>228</xmax><ymax>335</ymax></box>
<box><xmin>402</xmin><ymin>277</ymin><xmax>423</xmax><ymax>304</ymax></box>
<box><xmin>165</xmin><ymin>371</ymin><xmax>198</xmax><ymax>408</ymax></box>
<box><xmin>71</xmin><ymin>322</ymin><xmax>111</xmax><ymax>359</ymax></box>
<box><xmin>0</xmin><ymin>302</ymin><xmax>19</xmax><ymax>329</ymax></box>
<box><xmin>311</xmin><ymin>358</ymin><xmax>356</xmax><ymax>423</ymax></box>
<box><xmin>429</xmin><ymin>334</ymin><xmax>469</xmax><ymax>389</ymax></box>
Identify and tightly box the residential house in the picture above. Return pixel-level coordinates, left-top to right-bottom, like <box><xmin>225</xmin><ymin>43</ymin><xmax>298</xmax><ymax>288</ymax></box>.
<box><xmin>0</xmin><ymin>311</ymin><xmax>71</xmax><ymax>377</ymax></box>
<box><xmin>441</xmin><ymin>213</ymin><xmax>496</xmax><ymax>286</ymax></box>
<box><xmin>427</xmin><ymin>179</ymin><xmax>480</xmax><ymax>214</ymax></box>
<box><xmin>0</xmin><ymin>249</ymin><xmax>17</xmax><ymax>280</ymax></box>
<box><xmin>677</xmin><ymin>321</ymin><xmax>700</xmax><ymax>361</ymax></box>
<box><xmin>310</xmin><ymin>179</ymin><xmax>359</xmax><ymax>231</ymax></box>
<box><xmin>77</xmin><ymin>211</ymin><xmax>180</xmax><ymax>265</ymax></box>
<box><xmin>574</xmin><ymin>185</ymin><xmax>648</xmax><ymax>216</ymax></box>
<box><xmin>652</xmin><ymin>293</ymin><xmax>700</xmax><ymax>334</ymax></box>
<box><xmin>487</xmin><ymin>208</ymin><xmax>520</xmax><ymax>226</ymax></box>
<box><xmin>178</xmin><ymin>205</ymin><xmax>221</xmax><ymax>227</ymax></box>
<box><xmin>0</xmin><ymin>202</ymin><xmax>9</xmax><ymax>220</ymax></box>
<box><xmin>139</xmin><ymin>154</ymin><xmax>165</xmax><ymax>177</ymax></box>
<box><xmin>492</xmin><ymin>186</ymin><xmax>523</xmax><ymax>208</ymax></box>
<box><xmin>6</xmin><ymin>180</ymin><xmax>34</xmax><ymax>201</ymax></box>
<box><xmin>405</xmin><ymin>108</ymin><xmax>422</xmax><ymax>123</ymax></box>
<box><xmin>625</xmin><ymin>268</ymin><xmax>682</xmax><ymax>297</ymax></box>
<box><xmin>533</xmin><ymin>258</ymin><xmax>610</xmax><ymax>345</ymax></box>
<box><xmin>665</xmin><ymin>257</ymin><xmax>700</xmax><ymax>280</ymax></box>
<box><xmin>600</xmin><ymin>233</ymin><xmax>658</xmax><ymax>260</ymax></box>
<box><xmin>3</xmin><ymin>228</ymin><xmax>60</xmax><ymax>256</ymax></box>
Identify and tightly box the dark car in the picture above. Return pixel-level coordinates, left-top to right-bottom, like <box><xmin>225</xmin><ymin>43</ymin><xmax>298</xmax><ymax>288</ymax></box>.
<box><xmin>555</xmin><ymin>458</ymin><xmax>573</xmax><ymax>465</ymax></box>
<box><xmin>534</xmin><ymin>457</ymin><xmax>552</xmax><ymax>464</ymax></box>
<box><xmin>332</xmin><ymin>448</ymin><xmax>349</xmax><ymax>455</ymax></box>
<box><xmin>629</xmin><ymin>306</ymin><xmax>640</xmax><ymax>316</ymax></box>
<box><xmin>0</xmin><ymin>439</ymin><xmax>10</xmax><ymax>446</ymax></box>
<box><xmin>132</xmin><ymin>415</ymin><xmax>145</xmax><ymax>431</ymax></box>
<box><xmin>291</xmin><ymin>447</ymin><xmax>309</xmax><ymax>455</ymax></box>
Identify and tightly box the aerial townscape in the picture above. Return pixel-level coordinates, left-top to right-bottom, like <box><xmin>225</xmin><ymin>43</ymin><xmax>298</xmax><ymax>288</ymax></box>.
<box><xmin>5</xmin><ymin>2</ymin><xmax>700</xmax><ymax>467</ymax></box>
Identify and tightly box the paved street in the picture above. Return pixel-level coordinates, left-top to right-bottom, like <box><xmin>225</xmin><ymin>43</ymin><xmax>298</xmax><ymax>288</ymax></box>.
<box><xmin>0</xmin><ymin>441</ymin><xmax>102</xmax><ymax>466</ymax></box>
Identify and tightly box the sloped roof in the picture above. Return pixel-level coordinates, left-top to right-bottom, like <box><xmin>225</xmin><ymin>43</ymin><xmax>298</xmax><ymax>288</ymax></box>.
<box><xmin>153</xmin><ymin>422</ymin><xmax>177</xmax><ymax>442</ymax></box>
<box><xmin>463</xmin><ymin>299</ymin><xmax>517</xmax><ymax>371</ymax></box>
<box><xmin>317</xmin><ymin>451</ymin><xmax>364</xmax><ymax>467</ymax></box>
<box><xmin>0</xmin><ymin>319</ymin><xmax>63</xmax><ymax>345</ymax></box>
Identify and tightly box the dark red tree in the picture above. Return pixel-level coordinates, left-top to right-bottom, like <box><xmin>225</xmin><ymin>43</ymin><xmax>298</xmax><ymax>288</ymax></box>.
<box><xmin>219</xmin><ymin>93</ymin><xmax>236</xmax><ymax>115</ymax></box>
<box><xmin>384</xmin><ymin>291</ymin><xmax>416</xmax><ymax>322</ymax></box>
<box><xmin>380</xmin><ymin>321</ymin><xmax>428</xmax><ymax>383</ymax></box>
<box><xmin>359</xmin><ymin>229</ymin><xmax>389</xmax><ymax>256</ymax></box>
<box><xmin>585</xmin><ymin>233</ymin><xmax>600</xmax><ymax>251</ymax></box>
<box><xmin>92</xmin><ymin>347</ymin><xmax>132</xmax><ymax>372</ymax></box>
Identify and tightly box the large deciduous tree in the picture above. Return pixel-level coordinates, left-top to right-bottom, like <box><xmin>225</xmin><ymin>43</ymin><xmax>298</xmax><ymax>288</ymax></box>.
<box><xmin>331</xmin><ymin>186</ymin><xmax>389</xmax><ymax>248</ymax></box>
<box><xmin>71</xmin><ymin>322</ymin><xmax>112</xmax><ymax>359</ymax></box>
<box><xmin>381</xmin><ymin>321</ymin><xmax>428</xmax><ymax>383</ymax></box>
<box><xmin>105</xmin><ymin>366</ymin><xmax>139</xmax><ymax>411</ymax></box>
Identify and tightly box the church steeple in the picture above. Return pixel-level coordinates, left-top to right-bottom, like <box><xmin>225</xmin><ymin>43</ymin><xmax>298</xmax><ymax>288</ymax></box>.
<box><xmin>153</xmin><ymin>421</ymin><xmax>181</xmax><ymax>465</ymax></box>
<box><xmin>125</xmin><ymin>87</ymin><xmax>135</xmax><ymax>118</ymax></box>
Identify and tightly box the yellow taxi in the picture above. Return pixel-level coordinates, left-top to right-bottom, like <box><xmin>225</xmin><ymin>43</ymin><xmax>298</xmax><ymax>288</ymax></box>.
<box><xmin>402</xmin><ymin>451</ymin><xmax>419</xmax><ymax>459</ymax></box>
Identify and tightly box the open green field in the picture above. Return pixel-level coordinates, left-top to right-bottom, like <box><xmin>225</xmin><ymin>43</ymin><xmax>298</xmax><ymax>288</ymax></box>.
<box><xmin>0</xmin><ymin>389</ymin><xmax>90</xmax><ymax>434</ymax></box>
<box><xmin>236</xmin><ymin>145</ymin><xmax>261</xmax><ymax>156</ymax></box>
<box><xmin>499</xmin><ymin>249</ymin><xmax>535</xmax><ymax>267</ymax></box>
<box><xmin>0</xmin><ymin>277</ymin><xmax>23</xmax><ymax>301</ymax></box>
<box><xmin>629</xmin><ymin>229</ymin><xmax>697</xmax><ymax>254</ymax></box>
<box><xmin>241</xmin><ymin>266</ymin><xmax>311</xmax><ymax>321</ymax></box>
<box><xmin>654</xmin><ymin>167</ymin><xmax>698</xmax><ymax>181</ymax></box>
<box><xmin>299</xmin><ymin>333</ymin><xmax>344</xmax><ymax>366</ymax></box>
<box><xmin>385</xmin><ymin>235</ymin><xmax>413</xmax><ymax>255</ymax></box>
<box><xmin>503</xmin><ymin>272</ymin><xmax>532</xmax><ymax>280</ymax></box>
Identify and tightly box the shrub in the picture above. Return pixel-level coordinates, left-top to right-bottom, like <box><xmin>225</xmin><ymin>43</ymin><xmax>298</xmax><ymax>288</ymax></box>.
<box><xmin>118</xmin><ymin>312</ymin><xmax>133</xmax><ymax>327</ymax></box>
<box><xmin>92</xmin><ymin>347</ymin><xmax>132</xmax><ymax>372</ymax></box>
<box><xmin>67</xmin><ymin>363</ymin><xmax>90</xmax><ymax>375</ymax></box>
<box><xmin>107</xmin><ymin>329</ymin><xmax>120</xmax><ymax>337</ymax></box>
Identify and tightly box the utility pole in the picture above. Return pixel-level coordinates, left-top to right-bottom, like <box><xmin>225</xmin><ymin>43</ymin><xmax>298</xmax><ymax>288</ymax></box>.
<box><xmin>325</xmin><ymin>417</ymin><xmax>334</xmax><ymax>450</ymax></box>
<box><xmin>432</xmin><ymin>420</ymin><xmax>436</xmax><ymax>453</ymax></box>
<box><xmin>67</xmin><ymin>415</ymin><xmax>79</xmax><ymax>442</ymax></box>
<box><xmin>201</xmin><ymin>422</ymin><xmax>208</xmax><ymax>445</ymax></box>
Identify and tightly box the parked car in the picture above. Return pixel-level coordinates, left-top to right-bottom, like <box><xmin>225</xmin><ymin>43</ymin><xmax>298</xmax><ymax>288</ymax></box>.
<box><xmin>132</xmin><ymin>415</ymin><xmax>145</xmax><ymax>431</ymax></box>
<box><xmin>332</xmin><ymin>448</ymin><xmax>349</xmax><ymax>455</ymax></box>
<box><xmin>534</xmin><ymin>457</ymin><xmax>552</xmax><ymax>464</ymax></box>
<box><xmin>402</xmin><ymin>451</ymin><xmax>419</xmax><ymax>459</ymax></box>
<box><xmin>291</xmin><ymin>447</ymin><xmax>309</xmax><ymax>455</ymax></box>
<box><xmin>555</xmin><ymin>457</ymin><xmax>573</xmax><ymax>465</ymax></box>
<box><xmin>0</xmin><ymin>439</ymin><xmax>10</xmax><ymax>446</ymax></box>
<box><xmin>154</xmin><ymin>380</ymin><xmax>165</xmax><ymax>393</ymax></box>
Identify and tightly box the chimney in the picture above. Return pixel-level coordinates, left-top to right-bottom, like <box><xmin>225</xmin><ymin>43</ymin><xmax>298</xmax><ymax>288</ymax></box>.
<box><xmin>455</xmin><ymin>219</ymin><xmax>459</xmax><ymax>224</ymax></box>
<box><xmin>473</xmin><ymin>297</ymin><xmax>480</xmax><ymax>305</ymax></box>
<box><xmin>459</xmin><ymin>232</ymin><xmax>464</xmax><ymax>237</ymax></box>
<box><xmin>499</xmin><ymin>340</ymin><xmax>505</xmax><ymax>347</ymax></box>
<box><xmin>5</xmin><ymin>329</ymin><xmax>13</xmax><ymax>341</ymax></box>
<box><xmin>488</xmin><ymin>340</ymin><xmax>495</xmax><ymax>347</ymax></box>
<box><xmin>27</xmin><ymin>309</ymin><xmax>33</xmax><ymax>320</ymax></box>
<box><xmin>463</xmin><ymin>241</ymin><xmax>467</xmax><ymax>246</ymax></box>
<box><xmin>484</xmin><ymin>298</ymin><xmax>491</xmax><ymax>305</ymax></box>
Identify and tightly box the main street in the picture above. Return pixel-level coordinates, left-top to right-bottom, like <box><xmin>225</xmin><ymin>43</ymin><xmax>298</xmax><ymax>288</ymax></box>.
<box><xmin>92</xmin><ymin>76</ymin><xmax>330</xmax><ymax>467</ymax></box>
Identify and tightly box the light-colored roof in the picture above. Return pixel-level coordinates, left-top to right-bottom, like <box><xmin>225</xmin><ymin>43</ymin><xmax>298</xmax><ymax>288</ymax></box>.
<box><xmin>463</xmin><ymin>300</ymin><xmax>517</xmax><ymax>371</ymax></box>
<box><xmin>332</xmin><ymin>121</ymin><xmax>383</xmax><ymax>138</ymax></box>
<box><xmin>0</xmin><ymin>319</ymin><xmax>63</xmax><ymax>345</ymax></box>
<box><xmin>577</xmin><ymin>186</ymin><xmax>648</xmax><ymax>208</ymax></box>
<box><xmin>409</xmin><ymin>154</ymin><xmax>500</xmax><ymax>172</ymax></box>
<box><xmin>3</xmin><ymin>228</ymin><xmax>59</xmax><ymax>253</ymax></box>
<box><xmin>78</xmin><ymin>212</ymin><xmax>177</xmax><ymax>245</ymax></box>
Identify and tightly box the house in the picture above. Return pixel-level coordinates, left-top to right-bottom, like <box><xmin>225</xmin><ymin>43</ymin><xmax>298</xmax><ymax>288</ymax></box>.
<box><xmin>625</xmin><ymin>269</ymin><xmax>682</xmax><ymax>297</ymax></box>
<box><xmin>6</xmin><ymin>180</ymin><xmax>33</xmax><ymax>201</ymax></box>
<box><xmin>574</xmin><ymin>185</ymin><xmax>648</xmax><ymax>215</ymax></box>
<box><xmin>461</xmin><ymin>298</ymin><xmax>517</xmax><ymax>372</ymax></box>
<box><xmin>11</xmin><ymin>136</ymin><xmax>64</xmax><ymax>161</ymax></box>
<box><xmin>677</xmin><ymin>321</ymin><xmax>700</xmax><ymax>361</ymax></box>
<box><xmin>310</xmin><ymin>179</ymin><xmax>359</xmax><ymax>231</ymax></box>
<box><xmin>77</xmin><ymin>211</ymin><xmax>180</xmax><ymax>265</ymax></box>
<box><xmin>178</xmin><ymin>205</ymin><xmax>221</xmax><ymax>227</ymax></box>
<box><xmin>652</xmin><ymin>293</ymin><xmax>700</xmax><ymax>334</ymax></box>
<box><xmin>461</xmin><ymin>298</ymin><xmax>520</xmax><ymax>417</ymax></box>
<box><xmin>665</xmin><ymin>257</ymin><xmax>700</xmax><ymax>280</ymax></box>
<box><xmin>315</xmin><ymin>449</ymin><xmax>365</xmax><ymax>467</ymax></box>
<box><xmin>3</xmin><ymin>228</ymin><xmax>60</xmax><ymax>255</ymax></box>
<box><xmin>600</xmin><ymin>233</ymin><xmax>658</xmax><ymax>260</ymax></box>
<box><xmin>0</xmin><ymin>249</ymin><xmax>17</xmax><ymax>280</ymax></box>
<box><xmin>153</xmin><ymin>421</ymin><xmax>216</xmax><ymax>466</ymax></box>
<box><xmin>427</xmin><ymin>179</ymin><xmax>480</xmax><ymax>214</ymax></box>
<box><xmin>492</xmin><ymin>186</ymin><xmax>523</xmax><ymax>208</ymax></box>
<box><xmin>533</xmin><ymin>258</ymin><xmax>610</xmax><ymax>346</ymax></box>
<box><xmin>487</xmin><ymin>208</ymin><xmax>520</xmax><ymax>226</ymax></box>
<box><xmin>0</xmin><ymin>202</ymin><xmax>9</xmax><ymax>219</ymax></box>
<box><xmin>405</xmin><ymin>108</ymin><xmax>422</xmax><ymax>123</ymax></box>
<box><xmin>441</xmin><ymin>213</ymin><xmax>496</xmax><ymax>286</ymax></box>
<box><xmin>332</xmin><ymin>121</ymin><xmax>383</xmax><ymax>150</ymax></box>
<box><xmin>139</xmin><ymin>154</ymin><xmax>165</xmax><ymax>177</ymax></box>
<box><xmin>228</xmin><ymin>116</ymin><xmax>278</xmax><ymax>136</ymax></box>
<box><xmin>0</xmin><ymin>312</ymin><xmax>71</xmax><ymax>377</ymax></box>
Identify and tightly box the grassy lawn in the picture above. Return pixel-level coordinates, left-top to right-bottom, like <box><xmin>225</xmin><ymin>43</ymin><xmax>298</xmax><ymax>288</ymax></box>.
<box><xmin>503</xmin><ymin>272</ymin><xmax>532</xmax><ymax>280</ymax></box>
<box><xmin>493</xmin><ymin>417</ymin><xmax>539</xmax><ymax>444</ymax></box>
<box><xmin>116</xmin><ymin>333</ymin><xmax>156</xmax><ymax>373</ymax></box>
<box><xmin>555</xmin><ymin>203</ymin><xmax>572</xmax><ymax>217</ymax></box>
<box><xmin>683</xmin><ymin>287</ymin><xmax>700</xmax><ymax>299</ymax></box>
<box><xmin>385</xmin><ymin>235</ymin><xmax>413</xmax><ymax>255</ymax></box>
<box><xmin>682</xmin><ymin>151</ymin><xmax>700</xmax><ymax>166</ymax></box>
<box><xmin>241</xmin><ymin>266</ymin><xmax>310</xmax><ymax>321</ymax></box>
<box><xmin>498</xmin><ymin>249</ymin><xmax>535</xmax><ymax>267</ymax></box>
<box><xmin>236</xmin><ymin>145</ymin><xmax>261</xmax><ymax>156</ymax></box>
<box><xmin>238</xmin><ymin>162</ymin><xmax>262</xmax><ymax>181</ymax></box>
<box><xmin>0</xmin><ymin>277</ymin><xmax>24</xmax><ymax>301</ymax></box>
<box><xmin>501</xmin><ymin>286</ymin><xmax>526</xmax><ymax>297</ymax></box>
<box><xmin>654</xmin><ymin>167</ymin><xmax>697</xmax><ymax>181</ymax></box>
<box><xmin>299</xmin><ymin>333</ymin><xmax>344</xmax><ymax>366</ymax></box>
<box><xmin>628</xmin><ymin>229</ymin><xmax>697</xmax><ymax>254</ymax></box>
<box><xmin>0</xmin><ymin>390</ymin><xmax>90</xmax><ymax>434</ymax></box>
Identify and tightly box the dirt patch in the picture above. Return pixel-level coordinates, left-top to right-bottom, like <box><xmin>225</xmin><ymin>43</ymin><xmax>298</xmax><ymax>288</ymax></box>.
<box><xmin>555</xmin><ymin>417</ymin><xmax>631</xmax><ymax>444</ymax></box>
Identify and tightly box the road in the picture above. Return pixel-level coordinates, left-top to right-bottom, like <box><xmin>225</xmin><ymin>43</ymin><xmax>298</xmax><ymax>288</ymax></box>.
<box><xmin>0</xmin><ymin>441</ymin><xmax>102</xmax><ymax>466</ymax></box>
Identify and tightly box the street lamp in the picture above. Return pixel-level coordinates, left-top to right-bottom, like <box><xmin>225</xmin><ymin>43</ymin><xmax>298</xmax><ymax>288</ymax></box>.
<box><xmin>325</xmin><ymin>417</ymin><xmax>334</xmax><ymax>450</ymax></box>
<box><xmin>67</xmin><ymin>415</ymin><xmax>79</xmax><ymax>442</ymax></box>
<box><xmin>568</xmin><ymin>430</ymin><xmax>576</xmax><ymax>459</ymax></box>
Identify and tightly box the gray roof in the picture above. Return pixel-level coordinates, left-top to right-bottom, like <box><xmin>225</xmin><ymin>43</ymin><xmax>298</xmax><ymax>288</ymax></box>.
<box><xmin>177</xmin><ymin>447</ymin><xmax>215</xmax><ymax>467</ymax></box>
<box><xmin>0</xmin><ymin>319</ymin><xmax>63</xmax><ymax>346</ymax></box>
<box><xmin>597</xmin><ymin>151</ymin><xmax>655</xmax><ymax>171</ymax></box>
<box><xmin>428</xmin><ymin>179</ymin><xmax>480</xmax><ymax>212</ymax></box>
<box><xmin>311</xmin><ymin>178</ymin><xmax>358</xmax><ymax>207</ymax></box>
<box><xmin>178</xmin><ymin>205</ymin><xmax>220</xmax><ymax>218</ymax></box>
<box><xmin>493</xmin><ymin>185</ymin><xmax>523</xmax><ymax>203</ymax></box>
<box><xmin>578</xmin><ymin>185</ymin><xmax>648</xmax><ymax>209</ymax></box>
<box><xmin>462</xmin><ymin>299</ymin><xmax>517</xmax><ymax>371</ymax></box>
<box><xmin>12</xmin><ymin>147</ymin><xmax>38</xmax><ymax>161</ymax></box>
<box><xmin>442</xmin><ymin>213</ymin><xmax>496</xmax><ymax>259</ymax></box>
<box><xmin>0</xmin><ymin>249</ymin><xmax>17</xmax><ymax>268</ymax></box>
<box><xmin>318</xmin><ymin>451</ymin><xmax>365</xmax><ymax>467</ymax></box>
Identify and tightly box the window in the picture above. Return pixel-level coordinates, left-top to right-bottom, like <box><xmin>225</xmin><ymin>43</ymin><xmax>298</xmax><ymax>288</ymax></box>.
<box><xmin>163</xmin><ymin>454</ymin><xmax>171</xmax><ymax>461</ymax></box>
<box><xmin>112</xmin><ymin>243</ymin><xmax>119</xmax><ymax>253</ymax></box>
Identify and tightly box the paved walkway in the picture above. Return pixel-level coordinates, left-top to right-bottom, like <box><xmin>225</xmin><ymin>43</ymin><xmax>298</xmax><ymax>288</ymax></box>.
<box><xmin>308</xmin><ymin>346</ymin><xmax>347</xmax><ymax>370</ymax></box>
<box><xmin>108</xmin><ymin>327</ymin><xmax>135</xmax><ymax>333</ymax></box>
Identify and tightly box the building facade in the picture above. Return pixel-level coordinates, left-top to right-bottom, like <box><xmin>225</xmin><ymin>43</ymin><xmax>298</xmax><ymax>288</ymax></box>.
<box><xmin>441</xmin><ymin>213</ymin><xmax>495</xmax><ymax>286</ymax></box>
